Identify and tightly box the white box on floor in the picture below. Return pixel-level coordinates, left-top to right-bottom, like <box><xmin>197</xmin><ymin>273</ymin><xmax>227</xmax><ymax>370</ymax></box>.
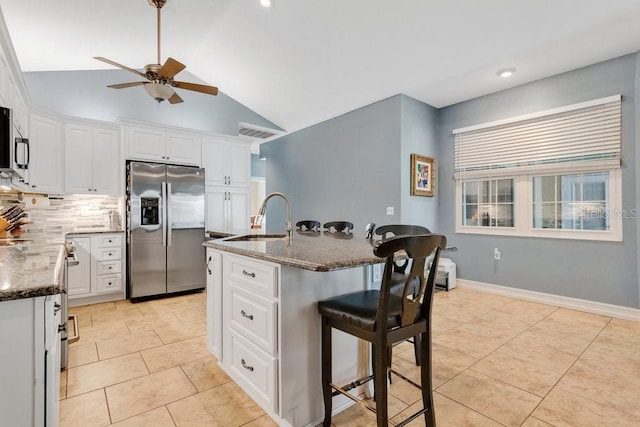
<box><xmin>438</xmin><ymin>258</ymin><xmax>456</xmax><ymax>290</ymax></box>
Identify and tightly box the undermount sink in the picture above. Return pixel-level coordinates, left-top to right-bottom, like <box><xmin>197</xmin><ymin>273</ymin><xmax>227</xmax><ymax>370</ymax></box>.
<box><xmin>226</xmin><ymin>234</ymin><xmax>287</xmax><ymax>242</ymax></box>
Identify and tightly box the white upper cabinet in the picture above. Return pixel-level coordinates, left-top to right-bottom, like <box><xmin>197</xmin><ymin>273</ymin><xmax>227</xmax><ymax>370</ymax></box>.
<box><xmin>202</xmin><ymin>136</ymin><xmax>251</xmax><ymax>188</ymax></box>
<box><xmin>65</xmin><ymin>122</ymin><xmax>120</xmax><ymax>195</ymax></box>
<box><xmin>125</xmin><ymin>123</ymin><xmax>201</xmax><ymax>166</ymax></box>
<box><xmin>28</xmin><ymin>113</ymin><xmax>64</xmax><ymax>194</ymax></box>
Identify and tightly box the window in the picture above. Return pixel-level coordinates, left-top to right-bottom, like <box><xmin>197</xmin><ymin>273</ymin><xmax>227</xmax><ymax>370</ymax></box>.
<box><xmin>462</xmin><ymin>179</ymin><xmax>514</xmax><ymax>227</ymax></box>
<box><xmin>454</xmin><ymin>95</ymin><xmax>622</xmax><ymax>241</ymax></box>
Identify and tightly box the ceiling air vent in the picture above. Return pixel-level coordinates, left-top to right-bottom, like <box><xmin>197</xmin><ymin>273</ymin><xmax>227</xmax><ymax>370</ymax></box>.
<box><xmin>238</xmin><ymin>122</ymin><xmax>282</xmax><ymax>140</ymax></box>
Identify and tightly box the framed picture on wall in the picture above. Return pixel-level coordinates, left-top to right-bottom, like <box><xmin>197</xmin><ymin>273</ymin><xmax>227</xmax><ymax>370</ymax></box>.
<box><xmin>411</xmin><ymin>154</ymin><xmax>435</xmax><ymax>197</ymax></box>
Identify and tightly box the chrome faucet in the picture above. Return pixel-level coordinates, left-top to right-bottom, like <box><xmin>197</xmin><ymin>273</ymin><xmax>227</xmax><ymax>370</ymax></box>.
<box><xmin>255</xmin><ymin>192</ymin><xmax>292</xmax><ymax>244</ymax></box>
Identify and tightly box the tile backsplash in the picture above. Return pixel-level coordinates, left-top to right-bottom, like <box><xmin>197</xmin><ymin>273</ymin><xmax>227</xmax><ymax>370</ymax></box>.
<box><xmin>0</xmin><ymin>193</ymin><xmax>124</xmax><ymax>243</ymax></box>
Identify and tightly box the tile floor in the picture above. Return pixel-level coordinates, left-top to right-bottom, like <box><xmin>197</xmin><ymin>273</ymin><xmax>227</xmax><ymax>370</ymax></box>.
<box><xmin>60</xmin><ymin>288</ymin><xmax>640</xmax><ymax>427</ymax></box>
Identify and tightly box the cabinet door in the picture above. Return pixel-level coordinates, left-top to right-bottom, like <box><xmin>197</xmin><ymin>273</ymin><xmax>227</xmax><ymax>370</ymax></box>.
<box><xmin>67</xmin><ymin>237</ymin><xmax>92</xmax><ymax>297</ymax></box>
<box><xmin>227</xmin><ymin>142</ymin><xmax>251</xmax><ymax>188</ymax></box>
<box><xmin>64</xmin><ymin>123</ymin><xmax>94</xmax><ymax>194</ymax></box>
<box><xmin>228</xmin><ymin>189</ymin><xmax>250</xmax><ymax>231</ymax></box>
<box><xmin>127</xmin><ymin>126</ymin><xmax>165</xmax><ymax>162</ymax></box>
<box><xmin>202</xmin><ymin>138</ymin><xmax>228</xmax><ymax>186</ymax></box>
<box><xmin>28</xmin><ymin>114</ymin><xmax>64</xmax><ymax>193</ymax></box>
<box><xmin>206</xmin><ymin>189</ymin><xmax>228</xmax><ymax>232</ymax></box>
<box><xmin>92</xmin><ymin>127</ymin><xmax>120</xmax><ymax>195</ymax></box>
<box><xmin>165</xmin><ymin>131</ymin><xmax>201</xmax><ymax>165</ymax></box>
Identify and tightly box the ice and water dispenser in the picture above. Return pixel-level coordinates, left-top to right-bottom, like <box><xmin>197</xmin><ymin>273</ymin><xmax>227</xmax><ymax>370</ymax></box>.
<box><xmin>141</xmin><ymin>198</ymin><xmax>160</xmax><ymax>225</ymax></box>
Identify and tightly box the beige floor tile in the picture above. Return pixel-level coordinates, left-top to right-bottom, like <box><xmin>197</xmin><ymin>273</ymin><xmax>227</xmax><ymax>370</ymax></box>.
<box><xmin>106</xmin><ymin>366</ymin><xmax>197</xmax><ymax>423</ymax></box>
<box><xmin>433</xmin><ymin>328</ymin><xmax>510</xmax><ymax>359</ymax></box>
<box><xmin>59</xmin><ymin>369</ymin><xmax>67</xmax><ymax>400</ymax></box>
<box><xmin>454</xmin><ymin>314</ymin><xmax>530</xmax><ymax>343</ymax></box>
<box><xmin>330</xmin><ymin>402</ymin><xmax>377</xmax><ymax>426</ymax></box>
<box><xmin>67</xmin><ymin>352</ymin><xmax>150</xmax><ymax>397</ymax></box>
<box><xmin>437</xmin><ymin>370</ymin><xmax>541</xmax><ymax>427</ymax></box>
<box><xmin>92</xmin><ymin>307</ymin><xmax>145</xmax><ymax>326</ymax></box>
<box><xmin>113</xmin><ymin>299</ymin><xmax>141</xmax><ymax>312</ymax></box>
<box><xmin>533</xmin><ymin>387</ymin><xmax>640</xmax><ymax>427</ymax></box>
<box><xmin>390</xmin><ymin>392</ymin><xmax>502</xmax><ymax>427</ymax></box>
<box><xmin>576</xmin><ymin>342</ymin><xmax>640</xmax><ymax>380</ymax></box>
<box><xmin>430</xmin><ymin>344</ymin><xmax>478</xmax><ymax>380</ymax></box>
<box><xmin>69</xmin><ymin>301</ymin><xmax>117</xmax><ymax>317</ymax></box>
<box><xmin>68</xmin><ymin>341</ymin><xmax>99</xmax><ymax>368</ymax></box>
<box><xmin>521</xmin><ymin>417</ymin><xmax>555</xmax><ymax>427</ymax></box>
<box><xmin>470</xmin><ymin>351</ymin><xmax>567</xmax><ymax>397</ymax></box>
<box><xmin>393</xmin><ymin>356</ymin><xmax>448</xmax><ymax>390</ymax></box>
<box><xmin>78</xmin><ymin>321</ymin><xmax>130</xmax><ymax>345</ymax></box>
<box><xmin>180</xmin><ymin>355</ymin><xmax>231</xmax><ymax>392</ymax></box>
<box><xmin>492</xmin><ymin>299</ymin><xmax>558</xmax><ymax>323</ymax></box>
<box><xmin>75</xmin><ymin>312</ymin><xmax>93</xmax><ymax>329</ymax></box>
<box><xmin>546</xmin><ymin>307</ymin><xmax>611</xmax><ymax>328</ymax></box>
<box><xmin>241</xmin><ymin>414</ymin><xmax>279</xmax><ymax>426</ymax></box>
<box><xmin>171</xmin><ymin>306</ymin><xmax>207</xmax><ymax>324</ymax></box>
<box><xmin>125</xmin><ymin>312</ymin><xmax>181</xmax><ymax>334</ymax></box>
<box><xmin>97</xmin><ymin>329</ymin><xmax>163</xmax><ymax>360</ymax></box>
<box><xmin>154</xmin><ymin>319</ymin><xmax>207</xmax><ymax>344</ymax></box>
<box><xmin>167</xmin><ymin>382</ymin><xmax>265</xmax><ymax>427</ymax></box>
<box><xmin>59</xmin><ymin>389</ymin><xmax>111</xmax><ymax>427</ymax></box>
<box><xmin>556</xmin><ymin>363</ymin><xmax>640</xmax><ymax>417</ymax></box>
<box><xmin>497</xmin><ymin>332</ymin><xmax>578</xmax><ymax>372</ymax></box>
<box><xmin>141</xmin><ymin>335</ymin><xmax>210</xmax><ymax>373</ymax></box>
<box><xmin>109</xmin><ymin>406</ymin><xmax>176</xmax><ymax>427</ymax></box>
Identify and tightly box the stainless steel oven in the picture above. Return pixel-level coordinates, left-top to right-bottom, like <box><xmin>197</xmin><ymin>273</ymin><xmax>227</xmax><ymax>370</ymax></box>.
<box><xmin>61</xmin><ymin>241</ymin><xmax>80</xmax><ymax>369</ymax></box>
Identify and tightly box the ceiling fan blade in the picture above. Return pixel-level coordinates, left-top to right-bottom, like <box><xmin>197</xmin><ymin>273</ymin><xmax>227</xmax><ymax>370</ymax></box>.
<box><xmin>168</xmin><ymin>92</ymin><xmax>184</xmax><ymax>104</ymax></box>
<box><xmin>160</xmin><ymin>57</ymin><xmax>186</xmax><ymax>79</ymax></box>
<box><xmin>172</xmin><ymin>81</ymin><xmax>218</xmax><ymax>96</ymax></box>
<box><xmin>107</xmin><ymin>82</ymin><xmax>148</xmax><ymax>89</ymax></box>
<box><xmin>94</xmin><ymin>56</ymin><xmax>148</xmax><ymax>79</ymax></box>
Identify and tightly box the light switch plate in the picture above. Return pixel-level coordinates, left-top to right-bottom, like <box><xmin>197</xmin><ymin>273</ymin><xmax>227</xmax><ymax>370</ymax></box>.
<box><xmin>386</xmin><ymin>207</ymin><xmax>394</xmax><ymax>215</ymax></box>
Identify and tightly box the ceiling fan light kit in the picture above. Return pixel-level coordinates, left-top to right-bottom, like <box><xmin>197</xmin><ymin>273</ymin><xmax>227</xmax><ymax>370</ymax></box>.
<box><xmin>95</xmin><ymin>0</ymin><xmax>218</xmax><ymax>104</ymax></box>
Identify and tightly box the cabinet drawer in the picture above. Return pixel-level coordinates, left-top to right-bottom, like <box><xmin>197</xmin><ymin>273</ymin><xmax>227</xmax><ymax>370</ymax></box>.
<box><xmin>96</xmin><ymin>274</ymin><xmax>122</xmax><ymax>293</ymax></box>
<box><xmin>229</xmin><ymin>285</ymin><xmax>277</xmax><ymax>355</ymax></box>
<box><xmin>229</xmin><ymin>331</ymin><xmax>277</xmax><ymax>412</ymax></box>
<box><xmin>95</xmin><ymin>234</ymin><xmax>122</xmax><ymax>247</ymax></box>
<box><xmin>96</xmin><ymin>260</ymin><xmax>121</xmax><ymax>275</ymax></box>
<box><xmin>95</xmin><ymin>247</ymin><xmax>121</xmax><ymax>261</ymax></box>
<box><xmin>227</xmin><ymin>255</ymin><xmax>278</xmax><ymax>297</ymax></box>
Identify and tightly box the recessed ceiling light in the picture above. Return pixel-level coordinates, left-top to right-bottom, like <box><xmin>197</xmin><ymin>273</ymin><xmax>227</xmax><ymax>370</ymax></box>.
<box><xmin>498</xmin><ymin>68</ymin><xmax>516</xmax><ymax>78</ymax></box>
<box><xmin>260</xmin><ymin>0</ymin><xmax>272</xmax><ymax>7</ymax></box>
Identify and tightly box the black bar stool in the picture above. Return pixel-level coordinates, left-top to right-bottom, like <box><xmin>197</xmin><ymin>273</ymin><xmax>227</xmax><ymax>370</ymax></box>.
<box><xmin>375</xmin><ymin>224</ymin><xmax>431</xmax><ymax>368</ymax></box>
<box><xmin>296</xmin><ymin>220</ymin><xmax>321</xmax><ymax>231</ymax></box>
<box><xmin>317</xmin><ymin>233</ymin><xmax>446</xmax><ymax>427</ymax></box>
<box><xmin>323</xmin><ymin>221</ymin><xmax>354</xmax><ymax>233</ymax></box>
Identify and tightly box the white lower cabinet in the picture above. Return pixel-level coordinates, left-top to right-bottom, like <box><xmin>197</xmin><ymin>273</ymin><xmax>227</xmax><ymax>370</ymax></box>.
<box><xmin>0</xmin><ymin>295</ymin><xmax>61</xmax><ymax>427</ymax></box>
<box><xmin>67</xmin><ymin>233</ymin><xmax>125</xmax><ymax>305</ymax></box>
<box><xmin>222</xmin><ymin>253</ymin><xmax>279</xmax><ymax>412</ymax></box>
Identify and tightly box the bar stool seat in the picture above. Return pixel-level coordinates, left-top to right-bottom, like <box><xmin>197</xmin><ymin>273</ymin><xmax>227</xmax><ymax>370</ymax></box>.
<box><xmin>318</xmin><ymin>233</ymin><xmax>446</xmax><ymax>427</ymax></box>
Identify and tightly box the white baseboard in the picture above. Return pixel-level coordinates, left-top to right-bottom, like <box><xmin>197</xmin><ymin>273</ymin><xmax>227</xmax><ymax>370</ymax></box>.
<box><xmin>457</xmin><ymin>279</ymin><xmax>639</xmax><ymax>321</ymax></box>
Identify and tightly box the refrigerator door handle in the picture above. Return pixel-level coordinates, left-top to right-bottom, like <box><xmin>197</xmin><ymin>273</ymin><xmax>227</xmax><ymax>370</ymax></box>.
<box><xmin>161</xmin><ymin>182</ymin><xmax>167</xmax><ymax>247</ymax></box>
<box><xmin>167</xmin><ymin>182</ymin><xmax>172</xmax><ymax>246</ymax></box>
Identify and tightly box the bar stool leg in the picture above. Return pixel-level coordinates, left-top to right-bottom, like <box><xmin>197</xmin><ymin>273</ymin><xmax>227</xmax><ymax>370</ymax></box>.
<box><xmin>373</xmin><ymin>341</ymin><xmax>389</xmax><ymax>427</ymax></box>
<box><xmin>321</xmin><ymin>317</ymin><xmax>333</xmax><ymax>426</ymax></box>
<box><xmin>420</xmin><ymin>331</ymin><xmax>436</xmax><ymax>427</ymax></box>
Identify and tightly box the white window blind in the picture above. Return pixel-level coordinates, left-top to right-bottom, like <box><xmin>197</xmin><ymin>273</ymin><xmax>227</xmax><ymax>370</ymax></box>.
<box><xmin>453</xmin><ymin>95</ymin><xmax>621</xmax><ymax>179</ymax></box>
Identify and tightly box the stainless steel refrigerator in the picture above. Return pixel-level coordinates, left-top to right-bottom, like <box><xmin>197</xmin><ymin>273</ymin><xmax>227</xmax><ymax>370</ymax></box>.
<box><xmin>127</xmin><ymin>161</ymin><xmax>205</xmax><ymax>299</ymax></box>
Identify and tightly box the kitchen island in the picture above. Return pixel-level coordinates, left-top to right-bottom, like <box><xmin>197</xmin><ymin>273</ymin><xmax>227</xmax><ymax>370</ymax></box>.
<box><xmin>203</xmin><ymin>231</ymin><xmax>383</xmax><ymax>427</ymax></box>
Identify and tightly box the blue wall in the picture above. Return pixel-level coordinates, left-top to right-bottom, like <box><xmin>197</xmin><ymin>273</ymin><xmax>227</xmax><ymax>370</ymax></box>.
<box><xmin>260</xmin><ymin>95</ymin><xmax>406</xmax><ymax>234</ymax></box>
<box><xmin>438</xmin><ymin>54</ymin><xmax>639</xmax><ymax>308</ymax></box>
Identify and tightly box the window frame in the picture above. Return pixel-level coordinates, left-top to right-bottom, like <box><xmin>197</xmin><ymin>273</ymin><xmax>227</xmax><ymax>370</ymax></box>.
<box><xmin>455</xmin><ymin>168</ymin><xmax>622</xmax><ymax>242</ymax></box>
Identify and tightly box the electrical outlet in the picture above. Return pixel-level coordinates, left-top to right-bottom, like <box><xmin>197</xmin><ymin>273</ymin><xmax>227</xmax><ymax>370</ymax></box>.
<box><xmin>386</xmin><ymin>206</ymin><xmax>394</xmax><ymax>215</ymax></box>
<box><xmin>373</xmin><ymin>264</ymin><xmax>382</xmax><ymax>282</ymax></box>
<box><xmin>494</xmin><ymin>248</ymin><xmax>501</xmax><ymax>260</ymax></box>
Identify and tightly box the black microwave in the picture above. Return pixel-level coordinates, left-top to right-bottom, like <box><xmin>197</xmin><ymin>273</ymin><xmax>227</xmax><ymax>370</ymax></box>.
<box><xmin>0</xmin><ymin>106</ymin><xmax>28</xmax><ymax>179</ymax></box>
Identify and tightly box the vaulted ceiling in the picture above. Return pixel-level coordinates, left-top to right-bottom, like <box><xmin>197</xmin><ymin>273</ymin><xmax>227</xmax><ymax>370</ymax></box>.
<box><xmin>2</xmin><ymin>0</ymin><xmax>640</xmax><ymax>134</ymax></box>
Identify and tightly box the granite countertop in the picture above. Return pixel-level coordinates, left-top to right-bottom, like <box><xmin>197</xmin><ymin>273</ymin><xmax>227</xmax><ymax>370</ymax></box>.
<box><xmin>68</xmin><ymin>227</ymin><xmax>124</xmax><ymax>235</ymax></box>
<box><xmin>203</xmin><ymin>231</ymin><xmax>384</xmax><ymax>272</ymax></box>
<box><xmin>0</xmin><ymin>242</ymin><xmax>66</xmax><ymax>301</ymax></box>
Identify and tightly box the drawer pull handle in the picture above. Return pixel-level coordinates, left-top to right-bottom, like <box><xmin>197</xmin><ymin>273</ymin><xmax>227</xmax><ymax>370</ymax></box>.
<box><xmin>240</xmin><ymin>310</ymin><xmax>254</xmax><ymax>320</ymax></box>
<box><xmin>242</xmin><ymin>270</ymin><xmax>256</xmax><ymax>278</ymax></box>
<box><xmin>241</xmin><ymin>359</ymin><xmax>254</xmax><ymax>372</ymax></box>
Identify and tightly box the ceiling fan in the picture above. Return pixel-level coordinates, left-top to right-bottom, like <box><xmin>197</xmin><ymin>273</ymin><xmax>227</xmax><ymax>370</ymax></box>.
<box><xmin>94</xmin><ymin>0</ymin><xmax>218</xmax><ymax>104</ymax></box>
